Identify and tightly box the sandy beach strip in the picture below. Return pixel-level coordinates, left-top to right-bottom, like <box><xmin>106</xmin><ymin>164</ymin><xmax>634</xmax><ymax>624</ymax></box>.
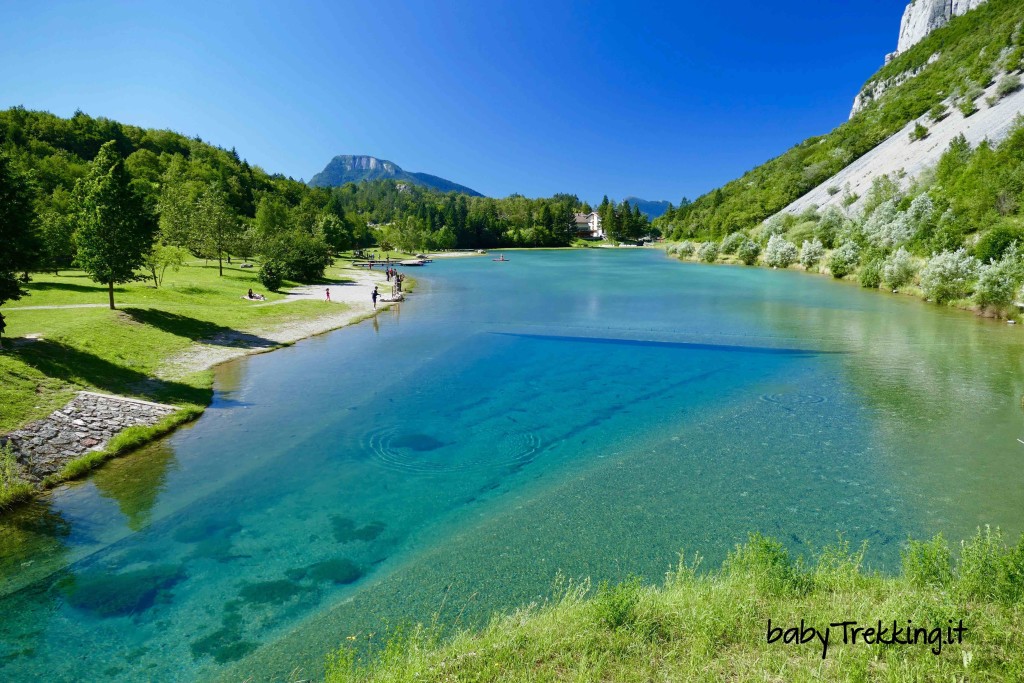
<box><xmin>157</xmin><ymin>269</ymin><xmax>394</xmax><ymax>380</ymax></box>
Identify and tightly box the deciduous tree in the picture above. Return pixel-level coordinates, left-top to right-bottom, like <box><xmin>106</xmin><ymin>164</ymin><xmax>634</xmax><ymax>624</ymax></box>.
<box><xmin>72</xmin><ymin>141</ymin><xmax>155</xmax><ymax>309</ymax></box>
<box><xmin>0</xmin><ymin>153</ymin><xmax>39</xmax><ymax>337</ymax></box>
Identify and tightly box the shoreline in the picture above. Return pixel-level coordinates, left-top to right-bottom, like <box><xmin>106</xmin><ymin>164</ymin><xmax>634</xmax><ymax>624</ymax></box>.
<box><xmin>662</xmin><ymin>245</ymin><xmax>1021</xmax><ymax>323</ymax></box>
<box><xmin>1</xmin><ymin>266</ymin><xmax>408</xmax><ymax>512</ymax></box>
<box><xmin>157</xmin><ymin>268</ymin><xmax>397</xmax><ymax>380</ymax></box>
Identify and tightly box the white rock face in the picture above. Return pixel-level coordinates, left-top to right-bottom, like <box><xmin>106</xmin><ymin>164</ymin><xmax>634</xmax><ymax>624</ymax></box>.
<box><xmin>894</xmin><ymin>0</ymin><xmax>988</xmax><ymax>57</ymax></box>
<box><xmin>851</xmin><ymin>0</ymin><xmax>988</xmax><ymax>117</ymax></box>
<box><xmin>777</xmin><ymin>79</ymin><xmax>1024</xmax><ymax>220</ymax></box>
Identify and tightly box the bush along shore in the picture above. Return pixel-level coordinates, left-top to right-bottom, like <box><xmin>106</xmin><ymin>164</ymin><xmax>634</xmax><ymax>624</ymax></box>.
<box><xmin>665</xmin><ymin>123</ymin><xmax>1024</xmax><ymax>321</ymax></box>
<box><xmin>327</xmin><ymin>529</ymin><xmax>1024</xmax><ymax>682</ymax></box>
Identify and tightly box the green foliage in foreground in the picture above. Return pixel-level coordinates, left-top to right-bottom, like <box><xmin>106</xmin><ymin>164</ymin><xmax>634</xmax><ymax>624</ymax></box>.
<box><xmin>328</xmin><ymin>530</ymin><xmax>1024</xmax><ymax>682</ymax></box>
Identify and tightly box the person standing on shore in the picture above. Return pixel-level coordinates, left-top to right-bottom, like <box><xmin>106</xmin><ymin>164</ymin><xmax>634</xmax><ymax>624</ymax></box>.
<box><xmin>372</xmin><ymin>286</ymin><xmax>379</xmax><ymax>309</ymax></box>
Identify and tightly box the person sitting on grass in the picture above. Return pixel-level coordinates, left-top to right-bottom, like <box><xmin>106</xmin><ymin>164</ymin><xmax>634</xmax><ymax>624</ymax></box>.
<box><xmin>245</xmin><ymin>288</ymin><xmax>266</xmax><ymax>301</ymax></box>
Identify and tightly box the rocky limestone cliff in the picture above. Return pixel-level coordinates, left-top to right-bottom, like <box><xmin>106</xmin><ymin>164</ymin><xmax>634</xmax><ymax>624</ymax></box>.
<box><xmin>892</xmin><ymin>0</ymin><xmax>988</xmax><ymax>60</ymax></box>
<box><xmin>343</xmin><ymin>155</ymin><xmax>400</xmax><ymax>175</ymax></box>
<box><xmin>850</xmin><ymin>0</ymin><xmax>988</xmax><ymax>117</ymax></box>
<box><xmin>308</xmin><ymin>154</ymin><xmax>483</xmax><ymax>196</ymax></box>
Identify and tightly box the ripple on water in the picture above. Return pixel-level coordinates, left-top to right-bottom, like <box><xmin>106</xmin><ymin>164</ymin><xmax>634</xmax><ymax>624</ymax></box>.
<box><xmin>759</xmin><ymin>393</ymin><xmax>826</xmax><ymax>409</ymax></box>
<box><xmin>365</xmin><ymin>426</ymin><xmax>542</xmax><ymax>473</ymax></box>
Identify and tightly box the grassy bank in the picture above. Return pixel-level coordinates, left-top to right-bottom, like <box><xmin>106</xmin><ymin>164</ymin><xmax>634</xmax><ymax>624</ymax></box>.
<box><xmin>0</xmin><ymin>254</ymin><xmax>394</xmax><ymax>509</ymax></box>
<box><xmin>328</xmin><ymin>530</ymin><xmax>1024</xmax><ymax>682</ymax></box>
<box><xmin>0</xmin><ymin>256</ymin><xmax>376</xmax><ymax>431</ymax></box>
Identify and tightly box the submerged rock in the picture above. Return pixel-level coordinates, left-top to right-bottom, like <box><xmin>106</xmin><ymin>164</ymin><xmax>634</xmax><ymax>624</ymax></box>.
<box><xmin>331</xmin><ymin>516</ymin><xmax>385</xmax><ymax>543</ymax></box>
<box><xmin>59</xmin><ymin>564</ymin><xmax>185</xmax><ymax>618</ymax></box>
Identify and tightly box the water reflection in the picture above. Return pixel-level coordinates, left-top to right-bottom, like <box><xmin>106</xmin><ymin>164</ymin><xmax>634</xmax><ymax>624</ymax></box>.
<box><xmin>92</xmin><ymin>443</ymin><xmax>178</xmax><ymax>531</ymax></box>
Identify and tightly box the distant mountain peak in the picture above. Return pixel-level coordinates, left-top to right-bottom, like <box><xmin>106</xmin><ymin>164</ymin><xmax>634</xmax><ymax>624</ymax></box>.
<box><xmin>623</xmin><ymin>197</ymin><xmax>671</xmax><ymax>219</ymax></box>
<box><xmin>308</xmin><ymin>154</ymin><xmax>483</xmax><ymax>196</ymax></box>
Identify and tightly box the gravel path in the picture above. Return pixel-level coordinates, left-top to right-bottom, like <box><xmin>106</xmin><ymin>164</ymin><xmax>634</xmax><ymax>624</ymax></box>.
<box><xmin>157</xmin><ymin>270</ymin><xmax>394</xmax><ymax>380</ymax></box>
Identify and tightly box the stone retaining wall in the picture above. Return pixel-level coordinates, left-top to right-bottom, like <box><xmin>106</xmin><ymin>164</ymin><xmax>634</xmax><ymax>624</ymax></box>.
<box><xmin>1</xmin><ymin>391</ymin><xmax>177</xmax><ymax>483</ymax></box>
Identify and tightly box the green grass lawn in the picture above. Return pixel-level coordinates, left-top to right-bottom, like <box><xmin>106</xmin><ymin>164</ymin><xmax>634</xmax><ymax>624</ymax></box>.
<box><xmin>328</xmin><ymin>531</ymin><xmax>1024</xmax><ymax>682</ymax></box>
<box><xmin>0</xmin><ymin>256</ymin><xmax>367</xmax><ymax>433</ymax></box>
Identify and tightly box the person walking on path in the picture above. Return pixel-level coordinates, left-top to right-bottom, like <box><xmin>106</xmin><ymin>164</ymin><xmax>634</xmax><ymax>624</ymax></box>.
<box><xmin>325</xmin><ymin>288</ymin><xmax>331</xmax><ymax>302</ymax></box>
<box><xmin>372</xmin><ymin>286</ymin><xmax>379</xmax><ymax>309</ymax></box>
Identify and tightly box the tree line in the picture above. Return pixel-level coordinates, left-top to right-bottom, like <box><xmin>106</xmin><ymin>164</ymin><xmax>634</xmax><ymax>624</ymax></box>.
<box><xmin>0</xmin><ymin>107</ymin><xmax>651</xmax><ymax>334</ymax></box>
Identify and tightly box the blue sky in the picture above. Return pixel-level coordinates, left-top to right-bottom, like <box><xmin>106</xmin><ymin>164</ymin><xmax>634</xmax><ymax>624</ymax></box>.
<box><xmin>0</xmin><ymin>0</ymin><xmax>908</xmax><ymax>204</ymax></box>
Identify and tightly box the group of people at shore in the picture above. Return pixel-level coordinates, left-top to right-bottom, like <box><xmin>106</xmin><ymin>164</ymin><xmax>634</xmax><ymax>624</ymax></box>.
<box><xmin>243</xmin><ymin>267</ymin><xmax>403</xmax><ymax>310</ymax></box>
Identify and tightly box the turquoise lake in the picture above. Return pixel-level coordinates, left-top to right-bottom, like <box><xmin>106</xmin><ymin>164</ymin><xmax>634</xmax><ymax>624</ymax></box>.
<box><xmin>2</xmin><ymin>248</ymin><xmax>1023</xmax><ymax>681</ymax></box>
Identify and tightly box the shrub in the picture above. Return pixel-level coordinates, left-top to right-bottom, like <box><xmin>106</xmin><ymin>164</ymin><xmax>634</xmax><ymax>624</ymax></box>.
<box><xmin>762</xmin><ymin>215</ymin><xmax>789</xmax><ymax>238</ymax></box>
<box><xmin>788</xmin><ymin>220</ymin><xmax>817</xmax><ymax>246</ymax></box>
<box><xmin>724</xmin><ymin>533</ymin><xmax>807</xmax><ymax>597</ymax></box>
<box><xmin>828</xmin><ymin>242</ymin><xmax>860</xmax><ymax>278</ymax></box>
<box><xmin>902</xmin><ymin>534</ymin><xmax>952</xmax><ymax>588</ymax></box>
<box><xmin>592</xmin><ymin>576</ymin><xmax>643</xmax><ymax>631</ymax></box>
<box><xmin>906</xmin><ymin>193</ymin><xmax>935</xmax><ymax>234</ymax></box>
<box><xmin>1003</xmin><ymin>46</ymin><xmax>1024</xmax><ymax>73</ymax></box>
<box><xmin>763</xmin><ymin>235</ymin><xmax>797</xmax><ymax>268</ymax></box>
<box><xmin>974</xmin><ymin>223</ymin><xmax>1024</xmax><ymax>263</ymax></box>
<box><xmin>883</xmin><ymin>247</ymin><xmax>918</xmax><ymax>289</ymax></box>
<box><xmin>799</xmin><ymin>239</ymin><xmax>825</xmax><ymax>269</ymax></box>
<box><xmin>909</xmin><ymin>122</ymin><xmax>929</xmax><ymax>141</ymax></box>
<box><xmin>813</xmin><ymin>536</ymin><xmax>867</xmax><ymax>593</ymax></box>
<box><xmin>928</xmin><ymin>102</ymin><xmax>949</xmax><ymax>122</ymax></box>
<box><xmin>975</xmin><ymin>245</ymin><xmax>1024</xmax><ymax>309</ymax></box>
<box><xmin>929</xmin><ymin>208</ymin><xmax>968</xmax><ymax>253</ymax></box>
<box><xmin>720</xmin><ymin>231</ymin><xmax>746</xmax><ymax>255</ymax></box>
<box><xmin>862</xmin><ymin>174</ymin><xmax>901</xmax><ymax>217</ymax></box>
<box><xmin>862</xmin><ymin>198</ymin><xmax>913</xmax><ymax>249</ymax></box>
<box><xmin>858</xmin><ymin>258</ymin><xmax>883</xmax><ymax>288</ymax></box>
<box><xmin>996</xmin><ymin>73</ymin><xmax>1023</xmax><ymax>99</ymax></box>
<box><xmin>677</xmin><ymin>241</ymin><xmax>695</xmax><ymax>257</ymax></box>
<box><xmin>959</xmin><ymin>98</ymin><xmax>979</xmax><ymax>117</ymax></box>
<box><xmin>697</xmin><ymin>241</ymin><xmax>719</xmax><ymax>263</ymax></box>
<box><xmin>826</xmin><ymin>185</ymin><xmax>840</xmax><ymax>196</ymax></box>
<box><xmin>798</xmin><ymin>205</ymin><xmax>820</xmax><ymax>223</ymax></box>
<box><xmin>258</xmin><ymin>260</ymin><xmax>283</xmax><ymax>291</ymax></box>
<box><xmin>736</xmin><ymin>239</ymin><xmax>760</xmax><ymax>265</ymax></box>
<box><xmin>919</xmin><ymin>248</ymin><xmax>980</xmax><ymax>303</ymax></box>
<box><xmin>816</xmin><ymin>207</ymin><xmax>844</xmax><ymax>248</ymax></box>
<box><xmin>270</xmin><ymin>231</ymin><xmax>334</xmax><ymax>282</ymax></box>
<box><xmin>957</xmin><ymin>526</ymin><xmax>1006</xmax><ymax>600</ymax></box>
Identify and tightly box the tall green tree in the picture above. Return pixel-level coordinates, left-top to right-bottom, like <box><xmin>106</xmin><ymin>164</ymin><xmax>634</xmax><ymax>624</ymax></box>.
<box><xmin>0</xmin><ymin>153</ymin><xmax>39</xmax><ymax>338</ymax></box>
<box><xmin>38</xmin><ymin>209</ymin><xmax>77</xmax><ymax>275</ymax></box>
<box><xmin>38</xmin><ymin>187</ymin><xmax>77</xmax><ymax>275</ymax></box>
<box><xmin>72</xmin><ymin>141</ymin><xmax>154</xmax><ymax>309</ymax></box>
<box><xmin>193</xmin><ymin>184</ymin><xmax>239</xmax><ymax>276</ymax></box>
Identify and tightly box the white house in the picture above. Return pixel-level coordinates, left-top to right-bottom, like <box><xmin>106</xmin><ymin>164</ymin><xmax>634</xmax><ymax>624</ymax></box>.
<box><xmin>573</xmin><ymin>212</ymin><xmax>604</xmax><ymax>239</ymax></box>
